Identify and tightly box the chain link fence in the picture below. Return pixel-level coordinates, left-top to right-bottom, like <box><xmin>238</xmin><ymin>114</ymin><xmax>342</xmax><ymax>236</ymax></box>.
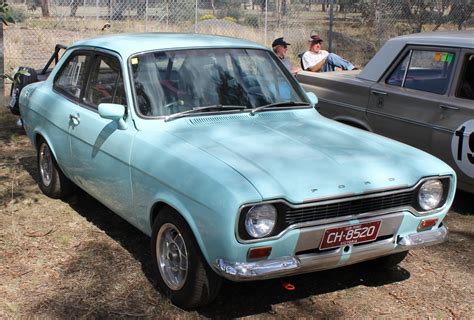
<box><xmin>3</xmin><ymin>0</ymin><xmax>473</xmax><ymax>88</ymax></box>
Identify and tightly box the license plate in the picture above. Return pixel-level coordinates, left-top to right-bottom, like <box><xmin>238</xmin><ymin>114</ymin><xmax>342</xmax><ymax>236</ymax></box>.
<box><xmin>319</xmin><ymin>220</ymin><xmax>381</xmax><ymax>250</ymax></box>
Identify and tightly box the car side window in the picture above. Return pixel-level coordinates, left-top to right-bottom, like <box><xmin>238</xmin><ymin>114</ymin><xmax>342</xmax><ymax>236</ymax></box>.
<box><xmin>387</xmin><ymin>49</ymin><xmax>455</xmax><ymax>95</ymax></box>
<box><xmin>456</xmin><ymin>54</ymin><xmax>474</xmax><ymax>100</ymax></box>
<box><xmin>83</xmin><ymin>55</ymin><xmax>127</xmax><ymax>108</ymax></box>
<box><xmin>55</xmin><ymin>54</ymin><xmax>90</xmax><ymax>99</ymax></box>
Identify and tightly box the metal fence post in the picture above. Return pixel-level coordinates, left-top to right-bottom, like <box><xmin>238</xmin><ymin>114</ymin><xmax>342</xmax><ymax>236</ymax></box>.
<box><xmin>264</xmin><ymin>0</ymin><xmax>268</xmax><ymax>45</ymax></box>
<box><xmin>375</xmin><ymin>0</ymin><xmax>382</xmax><ymax>49</ymax></box>
<box><xmin>328</xmin><ymin>0</ymin><xmax>334</xmax><ymax>52</ymax></box>
<box><xmin>195</xmin><ymin>0</ymin><xmax>198</xmax><ymax>33</ymax></box>
<box><xmin>145</xmin><ymin>0</ymin><xmax>149</xmax><ymax>32</ymax></box>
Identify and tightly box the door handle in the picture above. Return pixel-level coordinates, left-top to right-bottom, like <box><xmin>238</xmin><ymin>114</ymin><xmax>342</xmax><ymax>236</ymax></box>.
<box><xmin>69</xmin><ymin>114</ymin><xmax>80</xmax><ymax>126</ymax></box>
<box><xmin>371</xmin><ymin>90</ymin><xmax>387</xmax><ymax>96</ymax></box>
<box><xmin>439</xmin><ymin>104</ymin><xmax>459</xmax><ymax>111</ymax></box>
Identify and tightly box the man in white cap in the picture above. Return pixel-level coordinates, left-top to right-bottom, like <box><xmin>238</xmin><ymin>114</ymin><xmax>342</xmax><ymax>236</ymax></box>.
<box><xmin>302</xmin><ymin>35</ymin><xmax>355</xmax><ymax>72</ymax></box>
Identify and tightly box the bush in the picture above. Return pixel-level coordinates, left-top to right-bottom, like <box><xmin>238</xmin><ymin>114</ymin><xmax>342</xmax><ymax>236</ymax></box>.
<box><xmin>216</xmin><ymin>5</ymin><xmax>241</xmax><ymax>20</ymax></box>
<box><xmin>200</xmin><ymin>14</ymin><xmax>216</xmax><ymax>21</ymax></box>
<box><xmin>223</xmin><ymin>16</ymin><xmax>237</xmax><ymax>24</ymax></box>
<box><xmin>10</xmin><ymin>6</ymin><xmax>27</xmax><ymax>23</ymax></box>
<box><xmin>243</xmin><ymin>16</ymin><xmax>260</xmax><ymax>28</ymax></box>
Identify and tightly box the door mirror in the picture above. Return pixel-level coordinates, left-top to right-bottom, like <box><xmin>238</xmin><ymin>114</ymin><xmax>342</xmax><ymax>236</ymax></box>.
<box><xmin>306</xmin><ymin>91</ymin><xmax>318</xmax><ymax>108</ymax></box>
<box><xmin>98</xmin><ymin>103</ymin><xmax>127</xmax><ymax>130</ymax></box>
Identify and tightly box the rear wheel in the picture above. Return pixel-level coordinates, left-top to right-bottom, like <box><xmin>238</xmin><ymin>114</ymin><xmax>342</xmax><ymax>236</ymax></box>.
<box><xmin>37</xmin><ymin>139</ymin><xmax>73</xmax><ymax>199</ymax></box>
<box><xmin>151</xmin><ymin>208</ymin><xmax>222</xmax><ymax>309</ymax></box>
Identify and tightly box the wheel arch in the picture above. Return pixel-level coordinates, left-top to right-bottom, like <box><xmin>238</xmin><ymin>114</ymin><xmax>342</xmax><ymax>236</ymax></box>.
<box><xmin>149</xmin><ymin>200</ymin><xmax>212</xmax><ymax>264</ymax></box>
<box><xmin>333</xmin><ymin>116</ymin><xmax>372</xmax><ymax>132</ymax></box>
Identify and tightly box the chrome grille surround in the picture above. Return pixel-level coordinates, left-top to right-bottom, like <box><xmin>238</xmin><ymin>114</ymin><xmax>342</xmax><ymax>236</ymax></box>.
<box><xmin>236</xmin><ymin>175</ymin><xmax>453</xmax><ymax>244</ymax></box>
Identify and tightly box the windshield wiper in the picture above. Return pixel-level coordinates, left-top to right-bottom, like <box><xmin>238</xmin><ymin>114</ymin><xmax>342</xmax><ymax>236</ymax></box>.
<box><xmin>250</xmin><ymin>101</ymin><xmax>310</xmax><ymax>115</ymax></box>
<box><xmin>164</xmin><ymin>104</ymin><xmax>248</xmax><ymax>122</ymax></box>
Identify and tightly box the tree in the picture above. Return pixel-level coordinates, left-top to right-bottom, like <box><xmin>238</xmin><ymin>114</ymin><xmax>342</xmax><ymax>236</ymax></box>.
<box><xmin>40</xmin><ymin>0</ymin><xmax>49</xmax><ymax>17</ymax></box>
<box><xmin>0</xmin><ymin>1</ymin><xmax>15</xmax><ymax>25</ymax></box>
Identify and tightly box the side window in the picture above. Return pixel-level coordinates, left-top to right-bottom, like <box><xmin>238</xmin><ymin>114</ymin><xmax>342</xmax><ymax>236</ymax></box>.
<box><xmin>457</xmin><ymin>54</ymin><xmax>474</xmax><ymax>100</ymax></box>
<box><xmin>83</xmin><ymin>55</ymin><xmax>127</xmax><ymax>108</ymax></box>
<box><xmin>55</xmin><ymin>54</ymin><xmax>90</xmax><ymax>99</ymax></box>
<box><xmin>387</xmin><ymin>49</ymin><xmax>455</xmax><ymax>95</ymax></box>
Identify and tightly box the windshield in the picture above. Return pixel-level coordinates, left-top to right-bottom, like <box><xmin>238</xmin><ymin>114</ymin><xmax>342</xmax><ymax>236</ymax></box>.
<box><xmin>130</xmin><ymin>48</ymin><xmax>306</xmax><ymax>117</ymax></box>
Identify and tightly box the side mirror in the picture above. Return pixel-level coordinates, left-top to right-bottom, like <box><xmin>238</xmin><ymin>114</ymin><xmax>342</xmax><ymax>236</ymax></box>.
<box><xmin>98</xmin><ymin>103</ymin><xmax>127</xmax><ymax>130</ymax></box>
<box><xmin>305</xmin><ymin>91</ymin><xmax>318</xmax><ymax>108</ymax></box>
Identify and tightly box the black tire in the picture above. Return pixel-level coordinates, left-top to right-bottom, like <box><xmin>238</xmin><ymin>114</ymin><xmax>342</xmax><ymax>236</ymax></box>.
<box><xmin>9</xmin><ymin>67</ymin><xmax>38</xmax><ymax>116</ymax></box>
<box><xmin>371</xmin><ymin>251</ymin><xmax>409</xmax><ymax>269</ymax></box>
<box><xmin>151</xmin><ymin>208</ymin><xmax>222</xmax><ymax>309</ymax></box>
<box><xmin>36</xmin><ymin>138</ymin><xmax>73</xmax><ymax>199</ymax></box>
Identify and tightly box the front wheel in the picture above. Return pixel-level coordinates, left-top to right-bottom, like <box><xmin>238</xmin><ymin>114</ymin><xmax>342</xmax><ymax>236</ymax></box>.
<box><xmin>37</xmin><ymin>139</ymin><xmax>73</xmax><ymax>199</ymax></box>
<box><xmin>151</xmin><ymin>208</ymin><xmax>221</xmax><ymax>309</ymax></box>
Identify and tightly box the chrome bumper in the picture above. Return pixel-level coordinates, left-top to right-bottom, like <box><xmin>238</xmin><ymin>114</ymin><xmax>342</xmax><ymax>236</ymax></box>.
<box><xmin>214</xmin><ymin>226</ymin><xmax>448</xmax><ymax>281</ymax></box>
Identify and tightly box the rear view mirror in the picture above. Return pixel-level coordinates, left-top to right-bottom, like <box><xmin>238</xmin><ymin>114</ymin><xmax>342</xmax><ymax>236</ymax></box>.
<box><xmin>98</xmin><ymin>103</ymin><xmax>127</xmax><ymax>130</ymax></box>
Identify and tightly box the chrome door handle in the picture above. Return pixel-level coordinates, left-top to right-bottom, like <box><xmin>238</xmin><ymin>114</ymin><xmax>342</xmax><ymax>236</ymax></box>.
<box><xmin>439</xmin><ymin>104</ymin><xmax>459</xmax><ymax>111</ymax></box>
<box><xmin>69</xmin><ymin>114</ymin><xmax>80</xmax><ymax>126</ymax></box>
<box><xmin>371</xmin><ymin>90</ymin><xmax>387</xmax><ymax>96</ymax></box>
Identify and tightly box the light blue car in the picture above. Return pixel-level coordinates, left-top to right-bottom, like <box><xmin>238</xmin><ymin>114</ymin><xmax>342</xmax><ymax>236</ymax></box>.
<box><xmin>19</xmin><ymin>33</ymin><xmax>456</xmax><ymax>309</ymax></box>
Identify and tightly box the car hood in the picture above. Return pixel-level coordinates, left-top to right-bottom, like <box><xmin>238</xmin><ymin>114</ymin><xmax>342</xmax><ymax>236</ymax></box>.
<box><xmin>163</xmin><ymin>109</ymin><xmax>452</xmax><ymax>203</ymax></box>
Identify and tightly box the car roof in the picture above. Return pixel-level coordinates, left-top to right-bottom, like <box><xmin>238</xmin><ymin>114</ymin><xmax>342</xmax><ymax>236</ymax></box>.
<box><xmin>358</xmin><ymin>30</ymin><xmax>474</xmax><ymax>82</ymax></box>
<box><xmin>69</xmin><ymin>32</ymin><xmax>267</xmax><ymax>57</ymax></box>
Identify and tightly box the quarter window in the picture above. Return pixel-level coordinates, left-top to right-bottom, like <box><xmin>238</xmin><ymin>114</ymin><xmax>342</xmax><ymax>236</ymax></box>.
<box><xmin>457</xmin><ymin>54</ymin><xmax>474</xmax><ymax>100</ymax></box>
<box><xmin>83</xmin><ymin>56</ymin><xmax>127</xmax><ymax>108</ymax></box>
<box><xmin>55</xmin><ymin>54</ymin><xmax>90</xmax><ymax>99</ymax></box>
<box><xmin>387</xmin><ymin>49</ymin><xmax>455</xmax><ymax>95</ymax></box>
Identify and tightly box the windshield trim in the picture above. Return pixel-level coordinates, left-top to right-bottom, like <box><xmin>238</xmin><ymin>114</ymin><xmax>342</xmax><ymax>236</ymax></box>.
<box><xmin>128</xmin><ymin>47</ymin><xmax>310</xmax><ymax>120</ymax></box>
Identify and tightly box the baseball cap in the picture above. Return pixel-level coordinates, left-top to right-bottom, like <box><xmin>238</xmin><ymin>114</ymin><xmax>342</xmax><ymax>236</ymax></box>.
<box><xmin>309</xmin><ymin>35</ymin><xmax>323</xmax><ymax>43</ymax></box>
<box><xmin>272</xmin><ymin>37</ymin><xmax>291</xmax><ymax>47</ymax></box>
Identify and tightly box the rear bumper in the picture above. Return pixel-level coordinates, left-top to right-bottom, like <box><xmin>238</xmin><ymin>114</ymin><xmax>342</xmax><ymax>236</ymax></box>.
<box><xmin>213</xmin><ymin>225</ymin><xmax>447</xmax><ymax>281</ymax></box>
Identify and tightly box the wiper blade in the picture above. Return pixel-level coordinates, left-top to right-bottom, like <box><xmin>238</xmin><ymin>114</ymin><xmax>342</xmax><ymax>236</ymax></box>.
<box><xmin>164</xmin><ymin>104</ymin><xmax>248</xmax><ymax>122</ymax></box>
<box><xmin>250</xmin><ymin>101</ymin><xmax>310</xmax><ymax>115</ymax></box>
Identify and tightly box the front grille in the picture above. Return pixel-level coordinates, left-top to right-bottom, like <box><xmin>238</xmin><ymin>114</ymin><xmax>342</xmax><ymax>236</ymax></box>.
<box><xmin>284</xmin><ymin>190</ymin><xmax>414</xmax><ymax>225</ymax></box>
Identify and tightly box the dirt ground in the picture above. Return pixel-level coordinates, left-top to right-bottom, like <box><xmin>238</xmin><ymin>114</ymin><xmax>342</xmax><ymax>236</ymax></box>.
<box><xmin>0</xmin><ymin>107</ymin><xmax>473</xmax><ymax>319</ymax></box>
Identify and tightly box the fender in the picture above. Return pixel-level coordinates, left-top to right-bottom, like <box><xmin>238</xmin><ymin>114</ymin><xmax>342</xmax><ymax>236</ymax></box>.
<box><xmin>333</xmin><ymin>116</ymin><xmax>373</xmax><ymax>132</ymax></box>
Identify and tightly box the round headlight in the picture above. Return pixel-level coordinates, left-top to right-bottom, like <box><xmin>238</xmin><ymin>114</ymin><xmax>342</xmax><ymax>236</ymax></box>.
<box><xmin>245</xmin><ymin>204</ymin><xmax>277</xmax><ymax>238</ymax></box>
<box><xmin>418</xmin><ymin>179</ymin><xmax>443</xmax><ymax>211</ymax></box>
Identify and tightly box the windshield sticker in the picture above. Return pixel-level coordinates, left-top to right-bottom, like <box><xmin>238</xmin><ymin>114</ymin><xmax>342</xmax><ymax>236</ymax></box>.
<box><xmin>131</xmin><ymin>57</ymin><xmax>138</xmax><ymax>65</ymax></box>
<box><xmin>446</xmin><ymin>53</ymin><xmax>454</xmax><ymax>64</ymax></box>
<box><xmin>451</xmin><ymin>119</ymin><xmax>474</xmax><ymax>178</ymax></box>
<box><xmin>434</xmin><ymin>52</ymin><xmax>441</xmax><ymax>61</ymax></box>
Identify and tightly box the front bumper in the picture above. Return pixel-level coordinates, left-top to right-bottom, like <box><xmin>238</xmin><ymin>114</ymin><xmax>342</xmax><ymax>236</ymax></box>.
<box><xmin>214</xmin><ymin>225</ymin><xmax>447</xmax><ymax>281</ymax></box>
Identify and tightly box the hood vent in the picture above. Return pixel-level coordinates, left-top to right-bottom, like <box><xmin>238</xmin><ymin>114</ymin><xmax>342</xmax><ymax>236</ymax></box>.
<box><xmin>188</xmin><ymin>112</ymin><xmax>296</xmax><ymax>126</ymax></box>
<box><xmin>188</xmin><ymin>114</ymin><xmax>249</xmax><ymax>126</ymax></box>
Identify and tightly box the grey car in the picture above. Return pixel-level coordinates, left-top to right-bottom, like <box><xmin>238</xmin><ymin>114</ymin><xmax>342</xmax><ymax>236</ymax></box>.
<box><xmin>297</xmin><ymin>31</ymin><xmax>474</xmax><ymax>193</ymax></box>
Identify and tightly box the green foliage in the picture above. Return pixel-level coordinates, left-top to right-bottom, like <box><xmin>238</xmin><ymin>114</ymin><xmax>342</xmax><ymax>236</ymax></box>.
<box><xmin>0</xmin><ymin>67</ymin><xmax>30</xmax><ymax>84</ymax></box>
<box><xmin>217</xmin><ymin>5</ymin><xmax>241</xmax><ymax>20</ymax></box>
<box><xmin>200</xmin><ymin>14</ymin><xmax>216</xmax><ymax>21</ymax></box>
<box><xmin>9</xmin><ymin>5</ymin><xmax>27</xmax><ymax>23</ymax></box>
<box><xmin>243</xmin><ymin>16</ymin><xmax>261</xmax><ymax>28</ymax></box>
<box><xmin>223</xmin><ymin>16</ymin><xmax>237</xmax><ymax>24</ymax></box>
<box><xmin>0</xmin><ymin>1</ymin><xmax>15</xmax><ymax>25</ymax></box>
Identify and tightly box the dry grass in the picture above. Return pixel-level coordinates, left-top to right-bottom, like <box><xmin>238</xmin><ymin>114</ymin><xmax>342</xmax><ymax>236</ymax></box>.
<box><xmin>0</xmin><ymin>105</ymin><xmax>473</xmax><ymax>318</ymax></box>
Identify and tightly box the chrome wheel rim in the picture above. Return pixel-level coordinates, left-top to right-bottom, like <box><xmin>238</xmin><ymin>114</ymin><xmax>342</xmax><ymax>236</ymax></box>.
<box><xmin>39</xmin><ymin>143</ymin><xmax>53</xmax><ymax>187</ymax></box>
<box><xmin>156</xmin><ymin>223</ymin><xmax>188</xmax><ymax>290</ymax></box>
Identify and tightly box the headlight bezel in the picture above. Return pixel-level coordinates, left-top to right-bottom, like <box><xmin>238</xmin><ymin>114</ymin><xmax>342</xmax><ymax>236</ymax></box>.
<box><xmin>412</xmin><ymin>177</ymin><xmax>451</xmax><ymax>214</ymax></box>
<box><xmin>237</xmin><ymin>202</ymin><xmax>286</xmax><ymax>241</ymax></box>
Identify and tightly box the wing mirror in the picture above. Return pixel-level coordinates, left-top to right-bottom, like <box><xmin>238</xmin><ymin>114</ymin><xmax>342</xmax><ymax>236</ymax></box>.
<box><xmin>98</xmin><ymin>103</ymin><xmax>127</xmax><ymax>130</ymax></box>
<box><xmin>305</xmin><ymin>92</ymin><xmax>318</xmax><ymax>108</ymax></box>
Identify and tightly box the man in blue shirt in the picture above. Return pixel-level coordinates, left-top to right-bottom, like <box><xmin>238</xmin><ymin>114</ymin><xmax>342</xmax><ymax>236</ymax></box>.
<box><xmin>272</xmin><ymin>37</ymin><xmax>301</xmax><ymax>74</ymax></box>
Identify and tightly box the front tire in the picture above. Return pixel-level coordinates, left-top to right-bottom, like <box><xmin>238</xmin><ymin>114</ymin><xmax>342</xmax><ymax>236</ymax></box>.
<box><xmin>37</xmin><ymin>139</ymin><xmax>73</xmax><ymax>199</ymax></box>
<box><xmin>151</xmin><ymin>208</ymin><xmax>222</xmax><ymax>309</ymax></box>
